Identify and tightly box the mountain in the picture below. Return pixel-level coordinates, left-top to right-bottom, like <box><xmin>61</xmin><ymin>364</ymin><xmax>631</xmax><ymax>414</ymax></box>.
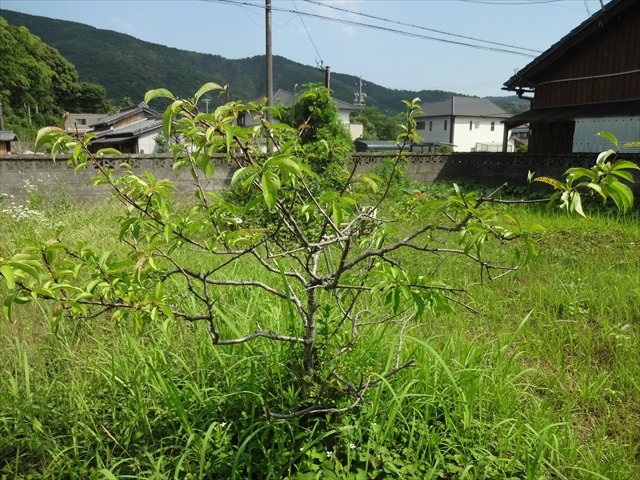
<box><xmin>1</xmin><ymin>10</ymin><xmax>527</xmax><ymax>116</ymax></box>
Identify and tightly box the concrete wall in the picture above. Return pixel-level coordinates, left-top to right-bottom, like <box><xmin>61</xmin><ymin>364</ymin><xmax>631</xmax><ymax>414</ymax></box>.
<box><xmin>0</xmin><ymin>153</ymin><xmax>237</xmax><ymax>203</ymax></box>
<box><xmin>2</xmin><ymin>151</ymin><xmax>640</xmax><ymax>203</ymax></box>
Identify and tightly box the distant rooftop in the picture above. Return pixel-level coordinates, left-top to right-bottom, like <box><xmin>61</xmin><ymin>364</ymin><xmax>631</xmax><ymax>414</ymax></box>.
<box><xmin>91</xmin><ymin>102</ymin><xmax>160</xmax><ymax>128</ymax></box>
<box><xmin>417</xmin><ymin>97</ymin><xmax>510</xmax><ymax>118</ymax></box>
<box><xmin>0</xmin><ymin>131</ymin><xmax>18</xmax><ymax>142</ymax></box>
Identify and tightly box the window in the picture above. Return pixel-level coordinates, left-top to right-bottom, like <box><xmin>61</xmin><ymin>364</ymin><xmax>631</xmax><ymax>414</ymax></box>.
<box><xmin>416</xmin><ymin>121</ymin><xmax>425</xmax><ymax>130</ymax></box>
<box><xmin>237</xmin><ymin>113</ymin><xmax>246</xmax><ymax>126</ymax></box>
<box><xmin>429</xmin><ymin>121</ymin><xmax>433</xmax><ymax>132</ymax></box>
<box><xmin>76</xmin><ymin>118</ymin><xmax>87</xmax><ymax>126</ymax></box>
<box><xmin>444</xmin><ymin>120</ymin><xmax>447</xmax><ymax>131</ymax></box>
<box><xmin>491</xmin><ymin>122</ymin><xmax>495</xmax><ymax>131</ymax></box>
<box><xmin>469</xmin><ymin>120</ymin><xmax>473</xmax><ymax>131</ymax></box>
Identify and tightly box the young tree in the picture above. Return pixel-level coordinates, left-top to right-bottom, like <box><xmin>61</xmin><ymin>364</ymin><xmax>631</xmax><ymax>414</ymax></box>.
<box><xmin>275</xmin><ymin>83</ymin><xmax>354</xmax><ymax>179</ymax></box>
<box><xmin>1</xmin><ymin>84</ymin><xmax>637</xmax><ymax>418</ymax></box>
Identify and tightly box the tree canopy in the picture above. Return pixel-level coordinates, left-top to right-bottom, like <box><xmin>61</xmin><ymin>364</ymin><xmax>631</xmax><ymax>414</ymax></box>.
<box><xmin>0</xmin><ymin>17</ymin><xmax>111</xmax><ymax>140</ymax></box>
<box><xmin>350</xmin><ymin>105</ymin><xmax>403</xmax><ymax>140</ymax></box>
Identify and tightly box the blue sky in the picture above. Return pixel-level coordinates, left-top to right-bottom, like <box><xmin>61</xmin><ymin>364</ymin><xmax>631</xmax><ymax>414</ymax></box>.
<box><xmin>2</xmin><ymin>0</ymin><xmax>610</xmax><ymax>98</ymax></box>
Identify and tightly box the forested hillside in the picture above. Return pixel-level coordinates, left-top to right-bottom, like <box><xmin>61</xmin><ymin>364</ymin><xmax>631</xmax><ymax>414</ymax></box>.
<box><xmin>0</xmin><ymin>10</ymin><xmax>519</xmax><ymax>116</ymax></box>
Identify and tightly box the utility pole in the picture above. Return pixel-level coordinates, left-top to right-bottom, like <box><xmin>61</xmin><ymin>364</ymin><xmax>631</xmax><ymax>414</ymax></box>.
<box><xmin>292</xmin><ymin>83</ymin><xmax>298</xmax><ymax>126</ymax></box>
<box><xmin>0</xmin><ymin>98</ymin><xmax>4</xmax><ymax>131</ymax></box>
<box><xmin>265</xmin><ymin>0</ymin><xmax>273</xmax><ymax>110</ymax></box>
<box><xmin>354</xmin><ymin>77</ymin><xmax>367</xmax><ymax>107</ymax></box>
<box><xmin>266</xmin><ymin>0</ymin><xmax>274</xmax><ymax>152</ymax></box>
<box><xmin>203</xmin><ymin>98</ymin><xmax>211</xmax><ymax>114</ymax></box>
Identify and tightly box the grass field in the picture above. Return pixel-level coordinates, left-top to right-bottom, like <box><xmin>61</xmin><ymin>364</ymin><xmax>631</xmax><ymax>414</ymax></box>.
<box><xmin>1</xmin><ymin>191</ymin><xmax>639</xmax><ymax>479</ymax></box>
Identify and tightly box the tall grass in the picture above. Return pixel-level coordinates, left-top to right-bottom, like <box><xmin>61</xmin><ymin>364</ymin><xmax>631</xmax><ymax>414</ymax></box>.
<box><xmin>1</xmin><ymin>197</ymin><xmax>639</xmax><ymax>478</ymax></box>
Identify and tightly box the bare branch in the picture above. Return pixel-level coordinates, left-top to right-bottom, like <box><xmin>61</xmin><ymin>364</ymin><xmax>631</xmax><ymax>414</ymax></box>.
<box><xmin>215</xmin><ymin>330</ymin><xmax>304</xmax><ymax>345</ymax></box>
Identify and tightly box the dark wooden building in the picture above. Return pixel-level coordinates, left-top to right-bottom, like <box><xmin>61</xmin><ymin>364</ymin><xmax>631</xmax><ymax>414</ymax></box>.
<box><xmin>0</xmin><ymin>131</ymin><xmax>19</xmax><ymax>154</ymax></box>
<box><xmin>503</xmin><ymin>0</ymin><xmax>640</xmax><ymax>153</ymax></box>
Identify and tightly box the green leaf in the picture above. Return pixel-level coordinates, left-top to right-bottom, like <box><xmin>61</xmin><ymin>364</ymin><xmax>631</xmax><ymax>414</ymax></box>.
<box><xmin>194</xmin><ymin>82</ymin><xmax>223</xmax><ymax>104</ymax></box>
<box><xmin>145</xmin><ymin>88</ymin><xmax>175</xmax><ymax>104</ymax></box>
<box><xmin>583</xmin><ymin>182</ymin><xmax>605</xmax><ymax>199</ymax></box>
<box><xmin>359</xmin><ymin>174</ymin><xmax>379</xmax><ymax>193</ymax></box>
<box><xmin>596</xmin><ymin>149</ymin><xmax>616</xmax><ymax>165</ymax></box>
<box><xmin>564</xmin><ymin>167</ymin><xmax>597</xmax><ymax>181</ymax></box>
<box><xmin>596</xmin><ymin>131</ymin><xmax>618</xmax><ymax>148</ymax></box>
<box><xmin>570</xmin><ymin>192</ymin><xmax>586</xmax><ymax>218</ymax></box>
<box><xmin>3</xmin><ymin>294</ymin><xmax>14</xmax><ymax>320</ymax></box>
<box><xmin>609</xmin><ymin>181</ymin><xmax>634</xmax><ymax>212</ymax></box>
<box><xmin>0</xmin><ymin>265</ymin><xmax>15</xmax><ymax>289</ymax></box>
<box><xmin>99</xmin><ymin>469</ymin><xmax>119</xmax><ymax>480</ymax></box>
<box><xmin>410</xmin><ymin>291</ymin><xmax>425</xmax><ymax>318</ymax></box>
<box><xmin>610</xmin><ymin>169</ymin><xmax>634</xmax><ymax>183</ymax></box>
<box><xmin>162</xmin><ymin>106</ymin><xmax>175</xmax><ymax>139</ymax></box>
<box><xmin>72</xmin><ymin>160</ymin><xmax>89</xmax><ymax>174</ymax></box>
<box><xmin>231</xmin><ymin>166</ymin><xmax>252</xmax><ymax>186</ymax></box>
<box><xmin>532</xmin><ymin>176</ymin><xmax>562</xmax><ymax>189</ymax></box>
<box><xmin>611</xmin><ymin>160</ymin><xmax>640</xmax><ymax>171</ymax></box>
<box><xmin>224</xmin><ymin>123</ymin><xmax>235</xmax><ymax>159</ymax></box>
<box><xmin>8</xmin><ymin>261</ymin><xmax>40</xmax><ymax>281</ymax></box>
<box><xmin>390</xmin><ymin>286</ymin><xmax>400</xmax><ymax>313</ymax></box>
<box><xmin>332</xmin><ymin>201</ymin><xmax>343</xmax><ymax>227</ymax></box>
<box><xmin>35</xmin><ymin>126</ymin><xmax>65</xmax><ymax>151</ymax></box>
<box><xmin>265</xmin><ymin>154</ymin><xmax>303</xmax><ymax>177</ymax></box>
<box><xmin>96</xmin><ymin>148</ymin><xmax>123</xmax><ymax>157</ymax></box>
<box><xmin>262</xmin><ymin>172</ymin><xmax>278</xmax><ymax>210</ymax></box>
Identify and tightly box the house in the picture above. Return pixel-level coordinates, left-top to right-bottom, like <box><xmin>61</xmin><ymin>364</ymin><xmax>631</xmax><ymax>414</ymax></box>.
<box><xmin>64</xmin><ymin>113</ymin><xmax>104</xmax><ymax>135</ymax></box>
<box><xmin>239</xmin><ymin>89</ymin><xmax>363</xmax><ymax>141</ymax></box>
<box><xmin>89</xmin><ymin>103</ymin><xmax>162</xmax><ymax>154</ymax></box>
<box><xmin>503</xmin><ymin>0</ymin><xmax>640</xmax><ymax>153</ymax></box>
<box><xmin>0</xmin><ymin>131</ymin><xmax>19</xmax><ymax>154</ymax></box>
<box><xmin>414</xmin><ymin>97</ymin><xmax>511</xmax><ymax>152</ymax></box>
<box><xmin>508</xmin><ymin>124</ymin><xmax>530</xmax><ymax>151</ymax></box>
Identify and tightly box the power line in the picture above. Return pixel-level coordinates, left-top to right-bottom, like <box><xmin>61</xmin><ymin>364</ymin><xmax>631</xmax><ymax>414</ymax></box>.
<box><xmin>304</xmin><ymin>0</ymin><xmax>542</xmax><ymax>55</ymax></box>
<box><xmin>209</xmin><ymin>0</ymin><xmax>537</xmax><ymax>57</ymax></box>
<box><xmin>459</xmin><ymin>0</ymin><xmax>573</xmax><ymax>4</ymax></box>
<box><xmin>291</xmin><ymin>0</ymin><xmax>323</xmax><ymax>65</ymax></box>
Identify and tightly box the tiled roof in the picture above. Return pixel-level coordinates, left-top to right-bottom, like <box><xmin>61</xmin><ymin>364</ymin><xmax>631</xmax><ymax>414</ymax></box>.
<box><xmin>111</xmin><ymin>118</ymin><xmax>162</xmax><ymax>135</ymax></box>
<box><xmin>0</xmin><ymin>131</ymin><xmax>18</xmax><ymax>142</ymax></box>
<box><xmin>94</xmin><ymin>118</ymin><xmax>162</xmax><ymax>138</ymax></box>
<box><xmin>418</xmin><ymin>97</ymin><xmax>509</xmax><ymax>118</ymax></box>
<box><xmin>91</xmin><ymin>103</ymin><xmax>160</xmax><ymax>127</ymax></box>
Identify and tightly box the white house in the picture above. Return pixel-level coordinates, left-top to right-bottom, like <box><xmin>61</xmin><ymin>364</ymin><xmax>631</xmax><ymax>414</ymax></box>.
<box><xmin>414</xmin><ymin>97</ymin><xmax>511</xmax><ymax>152</ymax></box>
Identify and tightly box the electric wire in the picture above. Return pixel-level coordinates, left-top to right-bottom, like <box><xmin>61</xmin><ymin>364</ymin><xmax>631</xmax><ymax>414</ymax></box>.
<box><xmin>208</xmin><ymin>0</ymin><xmax>538</xmax><ymax>57</ymax></box>
<box><xmin>303</xmin><ymin>0</ymin><xmax>542</xmax><ymax>54</ymax></box>
<box><xmin>291</xmin><ymin>0</ymin><xmax>323</xmax><ymax>65</ymax></box>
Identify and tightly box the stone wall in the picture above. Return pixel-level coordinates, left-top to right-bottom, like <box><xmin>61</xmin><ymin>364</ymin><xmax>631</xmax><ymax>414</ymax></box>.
<box><xmin>2</xmin><ymin>151</ymin><xmax>640</xmax><ymax>203</ymax></box>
